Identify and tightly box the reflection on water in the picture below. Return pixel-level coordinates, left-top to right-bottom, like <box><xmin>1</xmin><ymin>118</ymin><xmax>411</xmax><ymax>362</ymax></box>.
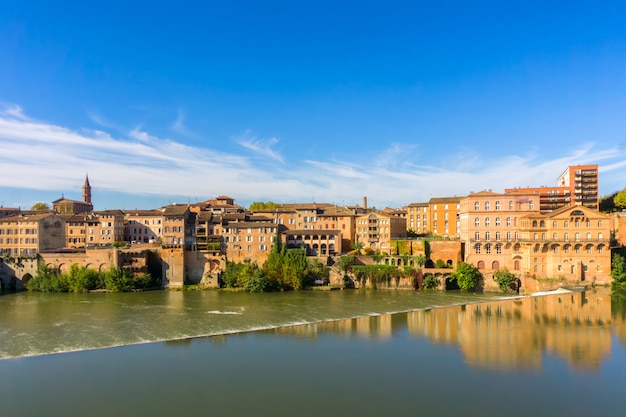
<box><xmin>269</xmin><ymin>289</ymin><xmax>616</xmax><ymax>372</ymax></box>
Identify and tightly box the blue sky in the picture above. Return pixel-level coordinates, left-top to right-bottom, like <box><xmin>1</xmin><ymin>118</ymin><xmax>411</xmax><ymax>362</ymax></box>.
<box><xmin>1</xmin><ymin>1</ymin><xmax>626</xmax><ymax>211</ymax></box>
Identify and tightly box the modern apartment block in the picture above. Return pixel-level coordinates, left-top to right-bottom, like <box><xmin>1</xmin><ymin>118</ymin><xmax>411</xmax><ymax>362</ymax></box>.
<box><xmin>505</xmin><ymin>164</ymin><xmax>599</xmax><ymax>212</ymax></box>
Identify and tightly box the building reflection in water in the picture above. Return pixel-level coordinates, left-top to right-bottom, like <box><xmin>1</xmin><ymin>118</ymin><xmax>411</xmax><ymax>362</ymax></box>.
<box><xmin>270</xmin><ymin>289</ymin><xmax>615</xmax><ymax>372</ymax></box>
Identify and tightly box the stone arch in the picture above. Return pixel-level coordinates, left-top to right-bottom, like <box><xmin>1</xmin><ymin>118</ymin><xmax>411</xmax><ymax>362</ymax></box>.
<box><xmin>425</xmin><ymin>259</ymin><xmax>435</xmax><ymax>268</ymax></box>
<box><xmin>513</xmin><ymin>258</ymin><xmax>521</xmax><ymax>271</ymax></box>
<box><xmin>477</xmin><ymin>260</ymin><xmax>485</xmax><ymax>270</ymax></box>
<box><xmin>492</xmin><ymin>261</ymin><xmax>499</xmax><ymax>270</ymax></box>
<box><xmin>321</xmin><ymin>244</ymin><xmax>327</xmax><ymax>255</ymax></box>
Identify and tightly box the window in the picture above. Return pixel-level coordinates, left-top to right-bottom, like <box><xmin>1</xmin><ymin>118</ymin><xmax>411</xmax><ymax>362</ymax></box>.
<box><xmin>474</xmin><ymin>202</ymin><xmax>480</xmax><ymax>210</ymax></box>
<box><xmin>474</xmin><ymin>244</ymin><xmax>481</xmax><ymax>254</ymax></box>
<box><xmin>598</xmin><ymin>220</ymin><xmax>603</xmax><ymax>227</ymax></box>
<box><xmin>474</xmin><ymin>218</ymin><xmax>480</xmax><ymax>227</ymax></box>
<box><xmin>542</xmin><ymin>233</ymin><xmax>546</xmax><ymax>241</ymax></box>
<box><xmin>575</xmin><ymin>245</ymin><xmax>581</xmax><ymax>253</ymax></box>
<box><xmin>485</xmin><ymin>218</ymin><xmax>490</xmax><ymax>227</ymax></box>
<box><xmin>509</xmin><ymin>200</ymin><xmax>514</xmax><ymax>210</ymax></box>
<box><xmin>564</xmin><ymin>221</ymin><xmax>569</xmax><ymax>227</ymax></box>
<box><xmin>496</xmin><ymin>244</ymin><xmax>502</xmax><ymax>254</ymax></box>
<box><xmin>575</xmin><ymin>220</ymin><xmax>580</xmax><ymax>228</ymax></box>
<box><xmin>475</xmin><ymin>232</ymin><xmax>480</xmax><ymax>241</ymax></box>
<box><xmin>575</xmin><ymin>233</ymin><xmax>580</xmax><ymax>241</ymax></box>
<box><xmin>533</xmin><ymin>233</ymin><xmax>538</xmax><ymax>241</ymax></box>
<box><xmin>598</xmin><ymin>233</ymin><xmax>603</xmax><ymax>240</ymax></box>
<box><xmin>495</xmin><ymin>217</ymin><xmax>501</xmax><ymax>226</ymax></box>
<box><xmin>515</xmin><ymin>231</ymin><xmax>519</xmax><ymax>240</ymax></box>
<box><xmin>485</xmin><ymin>201</ymin><xmax>491</xmax><ymax>210</ymax></box>
<box><xmin>553</xmin><ymin>245</ymin><xmax>559</xmax><ymax>254</ymax></box>
<box><xmin>553</xmin><ymin>221</ymin><xmax>558</xmax><ymax>228</ymax></box>
<box><xmin>598</xmin><ymin>245</ymin><xmax>604</xmax><ymax>253</ymax></box>
<box><xmin>495</xmin><ymin>232</ymin><xmax>501</xmax><ymax>241</ymax></box>
<box><xmin>260</xmin><ymin>245</ymin><xmax>267</xmax><ymax>251</ymax></box>
<box><xmin>586</xmin><ymin>245</ymin><xmax>593</xmax><ymax>254</ymax></box>
<box><xmin>485</xmin><ymin>244</ymin><xmax>492</xmax><ymax>254</ymax></box>
<box><xmin>506</xmin><ymin>231</ymin><xmax>511</xmax><ymax>241</ymax></box>
<box><xmin>586</xmin><ymin>220</ymin><xmax>591</xmax><ymax>228</ymax></box>
<box><xmin>564</xmin><ymin>244</ymin><xmax>570</xmax><ymax>253</ymax></box>
<box><xmin>533</xmin><ymin>244</ymin><xmax>540</xmax><ymax>253</ymax></box>
<box><xmin>485</xmin><ymin>231</ymin><xmax>491</xmax><ymax>241</ymax></box>
<box><xmin>506</xmin><ymin>217</ymin><xmax>511</xmax><ymax>226</ymax></box>
<box><xmin>529</xmin><ymin>200</ymin><xmax>534</xmax><ymax>209</ymax></box>
<box><xmin>553</xmin><ymin>232</ymin><xmax>558</xmax><ymax>240</ymax></box>
<box><xmin>564</xmin><ymin>233</ymin><xmax>569</xmax><ymax>241</ymax></box>
<box><xmin>495</xmin><ymin>201</ymin><xmax>501</xmax><ymax>210</ymax></box>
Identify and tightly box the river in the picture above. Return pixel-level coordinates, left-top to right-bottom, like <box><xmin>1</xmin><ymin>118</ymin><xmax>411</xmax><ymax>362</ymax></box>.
<box><xmin>1</xmin><ymin>288</ymin><xmax>624</xmax><ymax>416</ymax></box>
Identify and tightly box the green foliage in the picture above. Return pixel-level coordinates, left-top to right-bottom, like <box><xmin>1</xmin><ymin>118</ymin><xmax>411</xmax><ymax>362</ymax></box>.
<box><xmin>249</xmin><ymin>201</ymin><xmax>282</xmax><ymax>211</ymax></box>
<box><xmin>493</xmin><ymin>267</ymin><xmax>517</xmax><ymax>293</ymax></box>
<box><xmin>30</xmin><ymin>202</ymin><xmax>50</xmax><ymax>211</ymax></box>
<box><xmin>339</xmin><ymin>255</ymin><xmax>355</xmax><ymax>273</ymax></box>
<box><xmin>423</xmin><ymin>240</ymin><xmax>431</xmax><ymax>258</ymax></box>
<box><xmin>351</xmin><ymin>241</ymin><xmax>364</xmax><ymax>255</ymax></box>
<box><xmin>450</xmin><ymin>262</ymin><xmax>482</xmax><ymax>291</ymax></box>
<box><xmin>415</xmin><ymin>254</ymin><xmax>425</xmax><ymax>268</ymax></box>
<box><xmin>26</xmin><ymin>262</ymin><xmax>152</xmax><ymax>292</ymax></box>
<box><xmin>599</xmin><ymin>192</ymin><xmax>617</xmax><ymax>213</ymax></box>
<box><xmin>224</xmin><ymin>245</ymin><xmax>329</xmax><ymax>292</ymax></box>
<box><xmin>352</xmin><ymin>265</ymin><xmax>402</xmax><ymax>287</ymax></box>
<box><xmin>407</xmin><ymin>229</ymin><xmax>419</xmax><ymax>238</ymax></box>
<box><xmin>243</xmin><ymin>268</ymin><xmax>270</xmax><ymax>292</ymax></box>
<box><xmin>434</xmin><ymin>259</ymin><xmax>447</xmax><ymax>268</ymax></box>
<box><xmin>614</xmin><ymin>188</ymin><xmax>626</xmax><ymax>210</ymax></box>
<box><xmin>611</xmin><ymin>253</ymin><xmax>626</xmax><ymax>289</ymax></box>
<box><xmin>371</xmin><ymin>251</ymin><xmax>384</xmax><ymax>264</ymax></box>
<box><xmin>363</xmin><ymin>247</ymin><xmax>374</xmax><ymax>256</ymax></box>
<box><xmin>422</xmin><ymin>273</ymin><xmax>439</xmax><ymax>290</ymax></box>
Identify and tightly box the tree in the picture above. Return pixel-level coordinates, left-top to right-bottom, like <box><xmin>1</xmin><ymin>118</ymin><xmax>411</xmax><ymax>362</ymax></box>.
<box><xmin>351</xmin><ymin>241</ymin><xmax>364</xmax><ymax>255</ymax></box>
<box><xmin>614</xmin><ymin>188</ymin><xmax>626</xmax><ymax>211</ymax></box>
<box><xmin>493</xmin><ymin>267</ymin><xmax>517</xmax><ymax>293</ymax></box>
<box><xmin>249</xmin><ymin>201</ymin><xmax>281</xmax><ymax>211</ymax></box>
<box><xmin>449</xmin><ymin>262</ymin><xmax>482</xmax><ymax>291</ymax></box>
<box><xmin>339</xmin><ymin>255</ymin><xmax>355</xmax><ymax>274</ymax></box>
<box><xmin>31</xmin><ymin>202</ymin><xmax>50</xmax><ymax>211</ymax></box>
<box><xmin>611</xmin><ymin>253</ymin><xmax>626</xmax><ymax>289</ymax></box>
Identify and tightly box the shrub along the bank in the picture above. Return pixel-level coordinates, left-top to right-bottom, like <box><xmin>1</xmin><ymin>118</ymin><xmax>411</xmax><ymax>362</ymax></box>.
<box><xmin>352</xmin><ymin>264</ymin><xmax>405</xmax><ymax>287</ymax></box>
<box><xmin>221</xmin><ymin>238</ymin><xmax>329</xmax><ymax>292</ymax></box>
<box><xmin>26</xmin><ymin>262</ymin><xmax>158</xmax><ymax>293</ymax></box>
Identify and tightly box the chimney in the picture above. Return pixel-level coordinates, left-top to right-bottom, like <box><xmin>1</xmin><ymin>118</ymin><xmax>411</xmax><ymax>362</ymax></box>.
<box><xmin>363</xmin><ymin>196</ymin><xmax>367</xmax><ymax>209</ymax></box>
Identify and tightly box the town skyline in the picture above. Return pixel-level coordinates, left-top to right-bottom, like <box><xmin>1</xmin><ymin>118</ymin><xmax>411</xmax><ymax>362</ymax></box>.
<box><xmin>2</xmin><ymin>2</ymin><xmax>626</xmax><ymax>209</ymax></box>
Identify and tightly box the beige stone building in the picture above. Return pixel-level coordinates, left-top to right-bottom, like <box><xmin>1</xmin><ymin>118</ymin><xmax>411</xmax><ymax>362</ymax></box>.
<box><xmin>406</xmin><ymin>202</ymin><xmax>429</xmax><ymax>235</ymax></box>
<box><xmin>222</xmin><ymin>221</ymin><xmax>278</xmax><ymax>264</ymax></box>
<box><xmin>162</xmin><ymin>205</ymin><xmax>196</xmax><ymax>250</ymax></box>
<box><xmin>125</xmin><ymin>209</ymin><xmax>164</xmax><ymax>244</ymax></box>
<box><xmin>517</xmin><ymin>205</ymin><xmax>611</xmax><ymax>284</ymax></box>
<box><xmin>64</xmin><ymin>213</ymin><xmax>100</xmax><ymax>248</ymax></box>
<box><xmin>93</xmin><ymin>210</ymin><xmax>125</xmax><ymax>245</ymax></box>
<box><xmin>460</xmin><ymin>190</ymin><xmax>541</xmax><ymax>274</ymax></box>
<box><xmin>355</xmin><ymin>211</ymin><xmax>407</xmax><ymax>253</ymax></box>
<box><xmin>0</xmin><ymin>213</ymin><xmax>66</xmax><ymax>256</ymax></box>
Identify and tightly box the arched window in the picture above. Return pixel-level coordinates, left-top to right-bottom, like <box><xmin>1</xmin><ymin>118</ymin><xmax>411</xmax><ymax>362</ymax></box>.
<box><xmin>492</xmin><ymin>261</ymin><xmax>499</xmax><ymax>270</ymax></box>
<box><xmin>477</xmin><ymin>260</ymin><xmax>485</xmax><ymax>269</ymax></box>
<box><xmin>475</xmin><ymin>232</ymin><xmax>480</xmax><ymax>241</ymax></box>
<box><xmin>514</xmin><ymin>259</ymin><xmax>520</xmax><ymax>270</ymax></box>
<box><xmin>564</xmin><ymin>244</ymin><xmax>570</xmax><ymax>253</ymax></box>
<box><xmin>474</xmin><ymin>243</ymin><xmax>481</xmax><ymax>254</ymax></box>
<box><xmin>485</xmin><ymin>217</ymin><xmax>490</xmax><ymax>227</ymax></box>
<box><xmin>485</xmin><ymin>244</ymin><xmax>492</xmax><ymax>254</ymax></box>
<box><xmin>586</xmin><ymin>244</ymin><xmax>592</xmax><ymax>254</ymax></box>
<box><xmin>496</xmin><ymin>243</ymin><xmax>502</xmax><ymax>254</ymax></box>
<box><xmin>540</xmin><ymin>220</ymin><xmax>545</xmax><ymax>227</ymax></box>
<box><xmin>474</xmin><ymin>217</ymin><xmax>480</xmax><ymax>227</ymax></box>
<box><xmin>495</xmin><ymin>217</ymin><xmax>501</xmax><ymax>226</ymax></box>
<box><xmin>485</xmin><ymin>201</ymin><xmax>491</xmax><ymax>210</ymax></box>
<box><xmin>495</xmin><ymin>201</ymin><xmax>501</xmax><ymax>210</ymax></box>
<box><xmin>506</xmin><ymin>217</ymin><xmax>511</xmax><ymax>226</ymax></box>
<box><xmin>509</xmin><ymin>200</ymin><xmax>514</xmax><ymax>210</ymax></box>
<box><xmin>474</xmin><ymin>202</ymin><xmax>480</xmax><ymax>210</ymax></box>
<box><xmin>532</xmin><ymin>220</ymin><xmax>538</xmax><ymax>227</ymax></box>
<box><xmin>495</xmin><ymin>232</ymin><xmax>501</xmax><ymax>241</ymax></box>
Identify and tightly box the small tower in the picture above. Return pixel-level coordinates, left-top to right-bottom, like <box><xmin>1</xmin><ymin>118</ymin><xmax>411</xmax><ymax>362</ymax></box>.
<box><xmin>82</xmin><ymin>174</ymin><xmax>92</xmax><ymax>204</ymax></box>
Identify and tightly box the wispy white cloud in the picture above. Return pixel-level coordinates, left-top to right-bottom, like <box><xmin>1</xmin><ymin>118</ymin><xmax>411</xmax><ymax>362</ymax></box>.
<box><xmin>170</xmin><ymin>108</ymin><xmax>198</xmax><ymax>138</ymax></box>
<box><xmin>237</xmin><ymin>131</ymin><xmax>284</xmax><ymax>163</ymax></box>
<box><xmin>1</xmin><ymin>105</ymin><xmax>625</xmax><ymax>209</ymax></box>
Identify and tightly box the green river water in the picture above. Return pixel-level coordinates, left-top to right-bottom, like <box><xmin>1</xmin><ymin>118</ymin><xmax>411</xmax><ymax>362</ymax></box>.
<box><xmin>1</xmin><ymin>288</ymin><xmax>625</xmax><ymax>416</ymax></box>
